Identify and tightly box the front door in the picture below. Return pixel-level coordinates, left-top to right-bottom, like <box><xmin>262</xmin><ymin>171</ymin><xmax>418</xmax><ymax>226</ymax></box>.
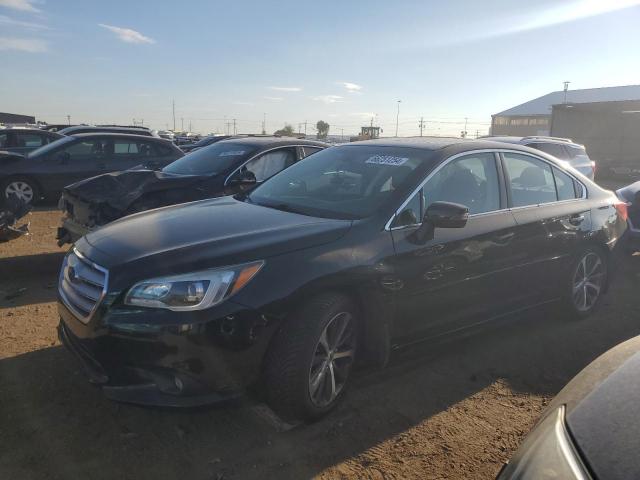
<box><xmin>43</xmin><ymin>138</ymin><xmax>111</xmax><ymax>193</ymax></box>
<box><xmin>389</xmin><ymin>152</ymin><xmax>522</xmax><ymax>343</ymax></box>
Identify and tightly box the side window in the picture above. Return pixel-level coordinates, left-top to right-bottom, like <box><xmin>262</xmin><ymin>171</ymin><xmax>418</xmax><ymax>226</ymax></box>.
<box><xmin>503</xmin><ymin>153</ymin><xmax>557</xmax><ymax>207</ymax></box>
<box><xmin>242</xmin><ymin>148</ymin><xmax>296</xmax><ymax>182</ymax></box>
<box><xmin>301</xmin><ymin>146</ymin><xmax>323</xmax><ymax>158</ymax></box>
<box><xmin>528</xmin><ymin>142</ymin><xmax>568</xmax><ymax>160</ymax></box>
<box><xmin>423</xmin><ymin>153</ymin><xmax>500</xmax><ymax>215</ymax></box>
<box><xmin>0</xmin><ymin>132</ymin><xmax>8</xmax><ymax>148</ymax></box>
<box><xmin>553</xmin><ymin>167</ymin><xmax>579</xmax><ymax>201</ymax></box>
<box><xmin>390</xmin><ymin>188</ymin><xmax>423</xmax><ymax>228</ymax></box>
<box><xmin>16</xmin><ymin>133</ymin><xmax>46</xmax><ymax>148</ymax></box>
<box><xmin>62</xmin><ymin>139</ymin><xmax>110</xmax><ymax>158</ymax></box>
<box><xmin>114</xmin><ymin>141</ymin><xmax>139</xmax><ymax>155</ymax></box>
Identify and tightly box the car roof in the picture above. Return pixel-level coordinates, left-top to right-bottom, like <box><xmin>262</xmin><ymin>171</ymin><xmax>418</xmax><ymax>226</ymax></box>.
<box><xmin>0</xmin><ymin>127</ymin><xmax>61</xmax><ymax>135</ymax></box>
<box><xmin>482</xmin><ymin>135</ymin><xmax>583</xmax><ymax>147</ymax></box>
<box><xmin>340</xmin><ymin>136</ymin><xmax>542</xmax><ymax>153</ymax></box>
<box><xmin>68</xmin><ymin>132</ymin><xmax>171</xmax><ymax>142</ymax></box>
<box><xmin>61</xmin><ymin>126</ymin><xmax>149</xmax><ymax>133</ymax></box>
<box><xmin>221</xmin><ymin>136</ymin><xmax>329</xmax><ymax>148</ymax></box>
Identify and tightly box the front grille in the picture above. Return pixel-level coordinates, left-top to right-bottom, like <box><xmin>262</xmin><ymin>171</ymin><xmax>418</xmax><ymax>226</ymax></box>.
<box><xmin>59</xmin><ymin>249</ymin><xmax>108</xmax><ymax>323</ymax></box>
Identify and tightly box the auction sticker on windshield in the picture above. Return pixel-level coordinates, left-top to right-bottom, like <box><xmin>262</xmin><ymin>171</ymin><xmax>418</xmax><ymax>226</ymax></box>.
<box><xmin>365</xmin><ymin>155</ymin><xmax>409</xmax><ymax>166</ymax></box>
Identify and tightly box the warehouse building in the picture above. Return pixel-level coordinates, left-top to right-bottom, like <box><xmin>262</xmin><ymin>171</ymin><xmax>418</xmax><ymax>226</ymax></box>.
<box><xmin>491</xmin><ymin>85</ymin><xmax>640</xmax><ymax>137</ymax></box>
<box><xmin>0</xmin><ymin>112</ymin><xmax>36</xmax><ymax>124</ymax></box>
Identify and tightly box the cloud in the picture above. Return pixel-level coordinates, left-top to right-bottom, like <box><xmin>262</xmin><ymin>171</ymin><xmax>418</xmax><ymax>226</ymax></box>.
<box><xmin>339</xmin><ymin>82</ymin><xmax>362</xmax><ymax>92</ymax></box>
<box><xmin>268</xmin><ymin>86</ymin><xmax>302</xmax><ymax>92</ymax></box>
<box><xmin>0</xmin><ymin>14</ymin><xmax>47</xmax><ymax>29</ymax></box>
<box><xmin>98</xmin><ymin>24</ymin><xmax>155</xmax><ymax>44</ymax></box>
<box><xmin>0</xmin><ymin>36</ymin><xmax>46</xmax><ymax>51</ymax></box>
<box><xmin>0</xmin><ymin>0</ymin><xmax>40</xmax><ymax>13</ymax></box>
<box><xmin>263</xmin><ymin>96</ymin><xmax>283</xmax><ymax>101</ymax></box>
<box><xmin>313</xmin><ymin>95</ymin><xmax>343</xmax><ymax>104</ymax></box>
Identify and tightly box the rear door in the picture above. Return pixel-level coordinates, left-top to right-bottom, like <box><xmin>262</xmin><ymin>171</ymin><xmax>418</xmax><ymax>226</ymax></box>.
<box><xmin>389</xmin><ymin>151</ymin><xmax>523</xmax><ymax>342</ymax></box>
<box><xmin>501</xmin><ymin>151</ymin><xmax>591</xmax><ymax>301</ymax></box>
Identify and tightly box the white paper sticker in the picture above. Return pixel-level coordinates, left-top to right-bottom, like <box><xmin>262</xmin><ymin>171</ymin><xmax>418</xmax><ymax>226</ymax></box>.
<box><xmin>365</xmin><ymin>155</ymin><xmax>409</xmax><ymax>166</ymax></box>
<box><xmin>219</xmin><ymin>150</ymin><xmax>246</xmax><ymax>157</ymax></box>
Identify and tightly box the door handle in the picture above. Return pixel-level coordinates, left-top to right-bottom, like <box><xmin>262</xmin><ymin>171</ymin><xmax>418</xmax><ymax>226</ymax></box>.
<box><xmin>569</xmin><ymin>214</ymin><xmax>585</xmax><ymax>226</ymax></box>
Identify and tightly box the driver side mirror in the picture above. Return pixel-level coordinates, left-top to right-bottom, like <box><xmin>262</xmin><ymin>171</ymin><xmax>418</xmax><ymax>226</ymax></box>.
<box><xmin>227</xmin><ymin>169</ymin><xmax>257</xmax><ymax>189</ymax></box>
<box><xmin>425</xmin><ymin>201</ymin><xmax>469</xmax><ymax>229</ymax></box>
<box><xmin>411</xmin><ymin>201</ymin><xmax>469</xmax><ymax>243</ymax></box>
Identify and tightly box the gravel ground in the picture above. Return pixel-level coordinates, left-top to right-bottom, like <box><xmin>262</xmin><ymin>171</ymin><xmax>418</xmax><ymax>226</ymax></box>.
<box><xmin>1</xmin><ymin>199</ymin><xmax>639</xmax><ymax>480</ymax></box>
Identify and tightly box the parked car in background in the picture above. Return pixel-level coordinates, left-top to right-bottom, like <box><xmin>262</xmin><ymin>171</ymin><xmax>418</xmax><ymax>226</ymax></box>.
<box><xmin>58</xmin><ymin>125</ymin><xmax>160</xmax><ymax>138</ymax></box>
<box><xmin>0</xmin><ymin>133</ymin><xmax>183</xmax><ymax>205</ymax></box>
<box><xmin>498</xmin><ymin>335</ymin><xmax>640</xmax><ymax>480</ymax></box>
<box><xmin>0</xmin><ymin>127</ymin><xmax>63</xmax><ymax>154</ymax></box>
<box><xmin>156</xmin><ymin>130</ymin><xmax>175</xmax><ymax>142</ymax></box>
<box><xmin>57</xmin><ymin>138</ymin><xmax>626</xmax><ymax>420</ymax></box>
<box><xmin>39</xmin><ymin>124</ymin><xmax>77</xmax><ymax>132</ymax></box>
<box><xmin>616</xmin><ymin>180</ymin><xmax>640</xmax><ymax>252</ymax></box>
<box><xmin>180</xmin><ymin>135</ymin><xmax>233</xmax><ymax>153</ymax></box>
<box><xmin>484</xmin><ymin>136</ymin><xmax>595</xmax><ymax>180</ymax></box>
<box><xmin>57</xmin><ymin>137</ymin><xmax>328</xmax><ymax>244</ymax></box>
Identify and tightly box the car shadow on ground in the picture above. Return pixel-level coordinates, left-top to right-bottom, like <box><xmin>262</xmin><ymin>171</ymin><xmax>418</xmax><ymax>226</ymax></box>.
<box><xmin>1</xmin><ymin>256</ymin><xmax>639</xmax><ymax>480</ymax></box>
<box><xmin>0</xmin><ymin>252</ymin><xmax>65</xmax><ymax>307</ymax></box>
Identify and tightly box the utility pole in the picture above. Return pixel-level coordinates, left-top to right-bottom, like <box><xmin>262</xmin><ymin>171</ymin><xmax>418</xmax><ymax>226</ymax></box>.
<box><xmin>395</xmin><ymin>100</ymin><xmax>401</xmax><ymax>137</ymax></box>
<box><xmin>341</xmin><ymin>128</ymin><xmax>344</xmax><ymax>141</ymax></box>
<box><xmin>66</xmin><ymin>115</ymin><xmax>71</xmax><ymax>126</ymax></box>
<box><xmin>563</xmin><ymin>81</ymin><xmax>571</xmax><ymax>104</ymax></box>
<box><xmin>418</xmin><ymin>117</ymin><xmax>425</xmax><ymax>136</ymax></box>
<box><xmin>262</xmin><ymin>113</ymin><xmax>266</xmax><ymax>134</ymax></box>
<box><xmin>189</xmin><ymin>120</ymin><xmax>192</xmax><ymax>132</ymax></box>
<box><xmin>181</xmin><ymin>117</ymin><xmax>184</xmax><ymax>131</ymax></box>
<box><xmin>304</xmin><ymin>120</ymin><xmax>307</xmax><ymax>136</ymax></box>
<box><xmin>232</xmin><ymin>119</ymin><xmax>237</xmax><ymax>135</ymax></box>
<box><xmin>172</xmin><ymin>99</ymin><xmax>176</xmax><ymax>131</ymax></box>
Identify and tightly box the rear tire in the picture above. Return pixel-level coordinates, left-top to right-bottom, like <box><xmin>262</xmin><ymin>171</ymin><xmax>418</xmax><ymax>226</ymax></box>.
<box><xmin>561</xmin><ymin>246</ymin><xmax>608</xmax><ymax>319</ymax></box>
<box><xmin>263</xmin><ymin>293</ymin><xmax>358</xmax><ymax>422</ymax></box>
<box><xmin>2</xmin><ymin>177</ymin><xmax>40</xmax><ymax>206</ymax></box>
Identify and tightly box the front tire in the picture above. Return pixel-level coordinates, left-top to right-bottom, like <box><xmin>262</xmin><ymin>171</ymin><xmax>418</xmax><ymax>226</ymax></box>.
<box><xmin>562</xmin><ymin>247</ymin><xmax>608</xmax><ymax>319</ymax></box>
<box><xmin>264</xmin><ymin>293</ymin><xmax>358</xmax><ymax>422</ymax></box>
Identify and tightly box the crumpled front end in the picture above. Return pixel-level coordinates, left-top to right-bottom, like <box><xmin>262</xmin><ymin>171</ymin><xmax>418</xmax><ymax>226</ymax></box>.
<box><xmin>0</xmin><ymin>194</ymin><xmax>31</xmax><ymax>242</ymax></box>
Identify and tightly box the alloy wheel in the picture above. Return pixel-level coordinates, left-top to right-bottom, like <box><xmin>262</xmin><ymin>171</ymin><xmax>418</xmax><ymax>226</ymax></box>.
<box><xmin>572</xmin><ymin>252</ymin><xmax>605</xmax><ymax>312</ymax></box>
<box><xmin>308</xmin><ymin>312</ymin><xmax>356</xmax><ymax>408</ymax></box>
<box><xmin>5</xmin><ymin>181</ymin><xmax>34</xmax><ymax>203</ymax></box>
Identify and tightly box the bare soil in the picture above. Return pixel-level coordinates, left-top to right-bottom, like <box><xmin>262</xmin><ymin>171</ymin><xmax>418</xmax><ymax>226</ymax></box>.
<box><xmin>1</xmin><ymin>205</ymin><xmax>639</xmax><ymax>479</ymax></box>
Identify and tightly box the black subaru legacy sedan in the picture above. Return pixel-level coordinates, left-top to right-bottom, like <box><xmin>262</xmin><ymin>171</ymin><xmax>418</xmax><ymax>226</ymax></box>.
<box><xmin>57</xmin><ymin>138</ymin><xmax>628</xmax><ymax>421</ymax></box>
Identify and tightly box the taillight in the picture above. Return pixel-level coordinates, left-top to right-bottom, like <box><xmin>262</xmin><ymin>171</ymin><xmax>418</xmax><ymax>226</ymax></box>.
<box><xmin>614</xmin><ymin>201</ymin><xmax>629</xmax><ymax>222</ymax></box>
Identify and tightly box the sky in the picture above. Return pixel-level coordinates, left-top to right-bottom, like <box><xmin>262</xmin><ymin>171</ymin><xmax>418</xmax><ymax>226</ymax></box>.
<box><xmin>1</xmin><ymin>0</ymin><xmax>640</xmax><ymax>136</ymax></box>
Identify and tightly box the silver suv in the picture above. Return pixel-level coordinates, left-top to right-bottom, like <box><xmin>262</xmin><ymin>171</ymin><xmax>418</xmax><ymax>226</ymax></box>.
<box><xmin>485</xmin><ymin>136</ymin><xmax>595</xmax><ymax>180</ymax></box>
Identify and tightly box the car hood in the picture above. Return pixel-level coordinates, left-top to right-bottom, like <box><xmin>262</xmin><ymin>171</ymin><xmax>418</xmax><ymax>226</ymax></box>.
<box><xmin>79</xmin><ymin>196</ymin><xmax>352</xmax><ymax>273</ymax></box>
<box><xmin>63</xmin><ymin>169</ymin><xmax>211</xmax><ymax>212</ymax></box>
<box><xmin>548</xmin><ymin>335</ymin><xmax>640</xmax><ymax>480</ymax></box>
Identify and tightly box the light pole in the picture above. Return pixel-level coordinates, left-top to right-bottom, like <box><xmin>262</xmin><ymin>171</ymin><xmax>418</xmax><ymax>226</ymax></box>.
<box><xmin>563</xmin><ymin>81</ymin><xmax>571</xmax><ymax>104</ymax></box>
<box><xmin>395</xmin><ymin>100</ymin><xmax>401</xmax><ymax>137</ymax></box>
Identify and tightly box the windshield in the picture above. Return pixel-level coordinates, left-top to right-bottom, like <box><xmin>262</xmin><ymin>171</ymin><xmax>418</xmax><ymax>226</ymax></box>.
<box><xmin>26</xmin><ymin>136</ymin><xmax>74</xmax><ymax>157</ymax></box>
<box><xmin>162</xmin><ymin>141</ymin><xmax>258</xmax><ymax>175</ymax></box>
<box><xmin>247</xmin><ymin>146</ymin><xmax>430</xmax><ymax>220</ymax></box>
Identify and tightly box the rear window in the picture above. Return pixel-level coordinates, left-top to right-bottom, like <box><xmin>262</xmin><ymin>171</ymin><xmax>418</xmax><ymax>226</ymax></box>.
<box><xmin>162</xmin><ymin>142</ymin><xmax>258</xmax><ymax>175</ymax></box>
<box><xmin>527</xmin><ymin>142</ymin><xmax>568</xmax><ymax>159</ymax></box>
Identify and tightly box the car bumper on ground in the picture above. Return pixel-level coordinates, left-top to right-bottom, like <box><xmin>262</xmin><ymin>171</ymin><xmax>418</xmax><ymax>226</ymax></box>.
<box><xmin>57</xmin><ymin>295</ymin><xmax>279</xmax><ymax>407</ymax></box>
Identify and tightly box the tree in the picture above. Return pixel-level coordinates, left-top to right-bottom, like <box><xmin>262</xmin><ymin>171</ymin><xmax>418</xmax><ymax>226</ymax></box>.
<box><xmin>316</xmin><ymin>120</ymin><xmax>330</xmax><ymax>139</ymax></box>
<box><xmin>274</xmin><ymin>124</ymin><xmax>295</xmax><ymax>136</ymax></box>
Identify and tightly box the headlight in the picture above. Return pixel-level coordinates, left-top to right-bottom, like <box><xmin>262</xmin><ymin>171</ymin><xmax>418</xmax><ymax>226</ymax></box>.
<box><xmin>124</xmin><ymin>261</ymin><xmax>263</xmax><ymax>311</ymax></box>
<box><xmin>497</xmin><ymin>406</ymin><xmax>590</xmax><ymax>480</ymax></box>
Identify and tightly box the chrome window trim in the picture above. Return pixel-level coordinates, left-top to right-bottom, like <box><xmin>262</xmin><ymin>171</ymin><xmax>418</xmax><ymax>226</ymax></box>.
<box><xmin>58</xmin><ymin>248</ymin><xmax>109</xmax><ymax>324</ymax></box>
<box><xmin>223</xmin><ymin>144</ymin><xmax>322</xmax><ymax>186</ymax></box>
<box><xmin>385</xmin><ymin>148</ymin><xmax>589</xmax><ymax>231</ymax></box>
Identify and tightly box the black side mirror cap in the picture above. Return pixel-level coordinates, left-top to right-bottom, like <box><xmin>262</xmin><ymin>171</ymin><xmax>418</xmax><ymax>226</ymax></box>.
<box><xmin>424</xmin><ymin>201</ymin><xmax>469</xmax><ymax>229</ymax></box>
<box><xmin>227</xmin><ymin>170</ymin><xmax>257</xmax><ymax>187</ymax></box>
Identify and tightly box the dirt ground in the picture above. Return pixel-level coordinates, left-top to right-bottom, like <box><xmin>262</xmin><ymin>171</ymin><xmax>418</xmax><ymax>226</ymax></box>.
<box><xmin>1</xmin><ymin>196</ymin><xmax>639</xmax><ymax>479</ymax></box>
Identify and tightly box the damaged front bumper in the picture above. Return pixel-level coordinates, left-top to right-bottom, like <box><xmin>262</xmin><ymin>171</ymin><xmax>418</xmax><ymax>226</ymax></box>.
<box><xmin>57</xmin><ymin>216</ymin><xmax>91</xmax><ymax>246</ymax></box>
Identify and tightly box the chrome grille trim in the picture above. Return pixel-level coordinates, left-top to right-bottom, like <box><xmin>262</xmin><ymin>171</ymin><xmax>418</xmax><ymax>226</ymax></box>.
<box><xmin>59</xmin><ymin>248</ymin><xmax>108</xmax><ymax>324</ymax></box>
